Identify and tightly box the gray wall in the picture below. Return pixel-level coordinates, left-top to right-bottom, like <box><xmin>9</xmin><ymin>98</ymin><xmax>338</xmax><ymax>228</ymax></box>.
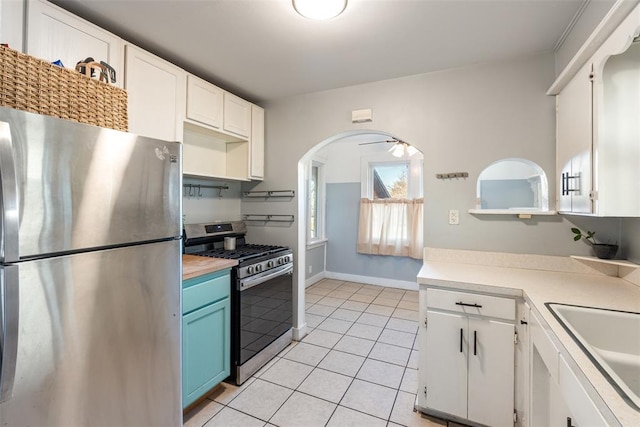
<box><xmin>326</xmin><ymin>183</ymin><xmax>421</xmax><ymax>282</ymax></box>
<box><xmin>250</xmin><ymin>52</ymin><xmax>619</xmax><ymax>262</ymax></box>
<box><xmin>555</xmin><ymin>0</ymin><xmax>616</xmax><ymax>77</ymax></box>
<box><xmin>306</xmin><ymin>244</ymin><xmax>325</xmax><ymax>280</ymax></box>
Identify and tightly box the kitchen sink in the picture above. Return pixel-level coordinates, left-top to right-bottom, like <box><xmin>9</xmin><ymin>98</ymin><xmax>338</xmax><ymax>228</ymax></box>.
<box><xmin>546</xmin><ymin>303</ymin><xmax>640</xmax><ymax>411</ymax></box>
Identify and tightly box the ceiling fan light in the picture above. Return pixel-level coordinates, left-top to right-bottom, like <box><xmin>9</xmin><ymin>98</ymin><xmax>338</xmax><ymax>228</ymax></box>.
<box><xmin>293</xmin><ymin>0</ymin><xmax>347</xmax><ymax>20</ymax></box>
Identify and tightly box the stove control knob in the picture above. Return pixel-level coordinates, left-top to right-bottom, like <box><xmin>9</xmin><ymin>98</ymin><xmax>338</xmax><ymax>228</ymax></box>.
<box><xmin>278</xmin><ymin>258</ymin><xmax>284</xmax><ymax>265</ymax></box>
<box><xmin>284</xmin><ymin>256</ymin><xmax>291</xmax><ymax>263</ymax></box>
<box><xmin>255</xmin><ymin>264</ymin><xmax>263</xmax><ymax>273</ymax></box>
<box><xmin>267</xmin><ymin>260</ymin><xmax>275</xmax><ymax>268</ymax></box>
<box><xmin>247</xmin><ymin>266</ymin><xmax>255</xmax><ymax>275</ymax></box>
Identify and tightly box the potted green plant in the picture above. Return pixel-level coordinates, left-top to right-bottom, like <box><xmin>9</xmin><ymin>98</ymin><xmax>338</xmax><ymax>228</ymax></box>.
<box><xmin>571</xmin><ymin>228</ymin><xmax>619</xmax><ymax>259</ymax></box>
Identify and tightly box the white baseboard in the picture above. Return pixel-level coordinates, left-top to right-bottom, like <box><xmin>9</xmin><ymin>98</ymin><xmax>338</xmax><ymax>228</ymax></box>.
<box><xmin>292</xmin><ymin>324</ymin><xmax>307</xmax><ymax>341</ymax></box>
<box><xmin>305</xmin><ymin>271</ymin><xmax>326</xmax><ymax>288</ymax></box>
<box><xmin>324</xmin><ymin>271</ymin><xmax>418</xmax><ymax>291</ymax></box>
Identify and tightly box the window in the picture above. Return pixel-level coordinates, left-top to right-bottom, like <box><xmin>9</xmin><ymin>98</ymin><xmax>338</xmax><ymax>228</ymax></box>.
<box><xmin>308</xmin><ymin>161</ymin><xmax>325</xmax><ymax>243</ymax></box>
<box><xmin>358</xmin><ymin>156</ymin><xmax>423</xmax><ymax>259</ymax></box>
<box><xmin>371</xmin><ymin>162</ymin><xmax>409</xmax><ymax>199</ymax></box>
<box><xmin>363</xmin><ymin>158</ymin><xmax>423</xmax><ymax>200</ymax></box>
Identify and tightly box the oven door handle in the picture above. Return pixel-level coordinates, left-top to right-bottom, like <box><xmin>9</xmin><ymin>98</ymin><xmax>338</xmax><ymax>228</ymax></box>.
<box><xmin>240</xmin><ymin>264</ymin><xmax>293</xmax><ymax>291</ymax></box>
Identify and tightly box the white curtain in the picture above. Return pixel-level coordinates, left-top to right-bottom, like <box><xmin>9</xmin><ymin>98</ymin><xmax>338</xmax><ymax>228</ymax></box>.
<box><xmin>357</xmin><ymin>198</ymin><xmax>423</xmax><ymax>259</ymax></box>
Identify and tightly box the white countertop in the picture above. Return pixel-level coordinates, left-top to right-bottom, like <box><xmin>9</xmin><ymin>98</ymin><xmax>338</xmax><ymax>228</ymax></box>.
<box><xmin>418</xmin><ymin>260</ymin><xmax>640</xmax><ymax>426</ymax></box>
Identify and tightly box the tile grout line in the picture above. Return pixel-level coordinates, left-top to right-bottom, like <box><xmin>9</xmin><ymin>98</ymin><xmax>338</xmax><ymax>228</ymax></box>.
<box><xmin>310</xmin><ymin>280</ymin><xmax>418</xmax><ymax>425</ymax></box>
<box><xmin>188</xmin><ymin>281</ymin><xmax>419</xmax><ymax>427</ymax></box>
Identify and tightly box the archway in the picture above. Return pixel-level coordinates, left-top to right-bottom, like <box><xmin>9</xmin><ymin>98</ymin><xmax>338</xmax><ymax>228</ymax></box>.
<box><xmin>294</xmin><ymin>129</ymin><xmax>420</xmax><ymax>340</ymax></box>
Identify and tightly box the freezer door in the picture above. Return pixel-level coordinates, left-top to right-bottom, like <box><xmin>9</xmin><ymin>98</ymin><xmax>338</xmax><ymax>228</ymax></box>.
<box><xmin>0</xmin><ymin>240</ymin><xmax>182</xmax><ymax>427</ymax></box>
<box><xmin>0</xmin><ymin>107</ymin><xmax>181</xmax><ymax>262</ymax></box>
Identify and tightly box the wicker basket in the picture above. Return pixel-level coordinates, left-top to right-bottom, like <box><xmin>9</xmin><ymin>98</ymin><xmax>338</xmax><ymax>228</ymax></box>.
<box><xmin>0</xmin><ymin>46</ymin><xmax>128</xmax><ymax>131</ymax></box>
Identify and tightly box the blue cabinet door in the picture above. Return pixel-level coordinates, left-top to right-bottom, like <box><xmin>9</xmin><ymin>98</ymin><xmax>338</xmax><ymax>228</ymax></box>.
<box><xmin>182</xmin><ymin>296</ymin><xmax>230</xmax><ymax>408</ymax></box>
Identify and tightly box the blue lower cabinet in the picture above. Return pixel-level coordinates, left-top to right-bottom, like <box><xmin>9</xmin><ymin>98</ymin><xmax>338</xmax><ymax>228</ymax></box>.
<box><xmin>182</xmin><ymin>270</ymin><xmax>231</xmax><ymax>408</ymax></box>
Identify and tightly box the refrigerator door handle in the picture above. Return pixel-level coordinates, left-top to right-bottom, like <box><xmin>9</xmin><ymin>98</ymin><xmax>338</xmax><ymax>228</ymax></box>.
<box><xmin>0</xmin><ymin>265</ymin><xmax>19</xmax><ymax>403</ymax></box>
<box><xmin>0</xmin><ymin>122</ymin><xmax>19</xmax><ymax>262</ymax></box>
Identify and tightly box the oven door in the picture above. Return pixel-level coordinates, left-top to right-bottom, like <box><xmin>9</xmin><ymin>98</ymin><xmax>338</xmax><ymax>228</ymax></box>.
<box><xmin>237</xmin><ymin>264</ymin><xmax>293</xmax><ymax>367</ymax></box>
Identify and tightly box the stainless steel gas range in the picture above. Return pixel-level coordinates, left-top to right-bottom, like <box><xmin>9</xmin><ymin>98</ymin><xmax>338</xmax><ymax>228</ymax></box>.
<box><xmin>183</xmin><ymin>222</ymin><xmax>293</xmax><ymax>385</ymax></box>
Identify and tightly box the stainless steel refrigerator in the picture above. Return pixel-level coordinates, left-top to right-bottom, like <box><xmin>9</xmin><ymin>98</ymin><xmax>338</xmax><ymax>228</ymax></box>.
<box><xmin>0</xmin><ymin>107</ymin><xmax>182</xmax><ymax>426</ymax></box>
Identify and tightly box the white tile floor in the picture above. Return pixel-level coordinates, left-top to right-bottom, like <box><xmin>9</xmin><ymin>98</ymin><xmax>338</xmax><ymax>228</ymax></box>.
<box><xmin>184</xmin><ymin>279</ymin><xmax>464</xmax><ymax>427</ymax></box>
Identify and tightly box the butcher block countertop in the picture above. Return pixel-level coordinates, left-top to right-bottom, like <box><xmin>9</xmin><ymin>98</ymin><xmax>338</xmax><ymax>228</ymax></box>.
<box><xmin>182</xmin><ymin>255</ymin><xmax>237</xmax><ymax>280</ymax></box>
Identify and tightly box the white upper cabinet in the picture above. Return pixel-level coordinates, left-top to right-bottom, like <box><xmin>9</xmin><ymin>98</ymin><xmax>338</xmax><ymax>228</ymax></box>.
<box><xmin>555</xmin><ymin>2</ymin><xmax>640</xmax><ymax>216</ymax></box>
<box><xmin>182</xmin><ymin>75</ymin><xmax>264</xmax><ymax>181</ymax></box>
<box><xmin>14</xmin><ymin>1</ymin><xmax>264</xmax><ymax>180</ymax></box>
<box><xmin>1</xmin><ymin>0</ymin><xmax>25</xmax><ymax>52</ymax></box>
<box><xmin>124</xmin><ymin>44</ymin><xmax>186</xmax><ymax>142</ymax></box>
<box><xmin>26</xmin><ymin>0</ymin><xmax>123</xmax><ymax>87</ymax></box>
<box><xmin>250</xmin><ymin>104</ymin><xmax>265</xmax><ymax>180</ymax></box>
<box><xmin>186</xmin><ymin>75</ymin><xmax>223</xmax><ymax>129</ymax></box>
<box><xmin>591</xmin><ymin>21</ymin><xmax>640</xmax><ymax>217</ymax></box>
<box><xmin>223</xmin><ymin>92</ymin><xmax>251</xmax><ymax>138</ymax></box>
<box><xmin>556</xmin><ymin>62</ymin><xmax>593</xmax><ymax>214</ymax></box>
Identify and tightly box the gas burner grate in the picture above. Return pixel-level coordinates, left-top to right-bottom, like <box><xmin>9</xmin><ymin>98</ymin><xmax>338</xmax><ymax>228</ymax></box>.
<box><xmin>194</xmin><ymin>244</ymin><xmax>289</xmax><ymax>262</ymax></box>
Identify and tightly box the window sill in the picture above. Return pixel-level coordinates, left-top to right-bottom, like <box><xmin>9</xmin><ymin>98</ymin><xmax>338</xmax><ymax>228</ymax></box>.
<box><xmin>306</xmin><ymin>239</ymin><xmax>328</xmax><ymax>250</ymax></box>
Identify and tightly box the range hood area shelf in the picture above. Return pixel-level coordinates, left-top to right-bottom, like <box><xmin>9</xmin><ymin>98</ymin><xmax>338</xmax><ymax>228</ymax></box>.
<box><xmin>242</xmin><ymin>214</ymin><xmax>294</xmax><ymax>223</ymax></box>
<box><xmin>182</xmin><ymin>122</ymin><xmax>249</xmax><ymax>181</ymax></box>
<box><xmin>243</xmin><ymin>190</ymin><xmax>295</xmax><ymax>198</ymax></box>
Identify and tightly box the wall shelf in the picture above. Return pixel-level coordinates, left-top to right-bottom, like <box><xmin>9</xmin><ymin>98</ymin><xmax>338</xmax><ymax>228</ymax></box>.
<box><xmin>243</xmin><ymin>190</ymin><xmax>295</xmax><ymax>198</ymax></box>
<box><xmin>570</xmin><ymin>255</ymin><xmax>639</xmax><ymax>269</ymax></box>
<box><xmin>184</xmin><ymin>183</ymin><xmax>229</xmax><ymax>198</ymax></box>
<box><xmin>468</xmin><ymin>209</ymin><xmax>557</xmax><ymax>219</ymax></box>
<box><xmin>242</xmin><ymin>214</ymin><xmax>294</xmax><ymax>223</ymax></box>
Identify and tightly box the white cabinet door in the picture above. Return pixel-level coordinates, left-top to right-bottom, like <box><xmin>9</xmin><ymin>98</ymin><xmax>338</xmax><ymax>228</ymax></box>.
<box><xmin>424</xmin><ymin>310</ymin><xmax>468</xmax><ymax>419</ymax></box>
<box><xmin>467</xmin><ymin>318</ymin><xmax>515</xmax><ymax>427</ymax></box>
<box><xmin>1</xmin><ymin>0</ymin><xmax>25</xmax><ymax>52</ymax></box>
<box><xmin>418</xmin><ymin>288</ymin><xmax>429</xmax><ymax>410</ymax></box>
<box><xmin>549</xmin><ymin>368</ymin><xmax>574</xmax><ymax>427</ymax></box>
<box><xmin>223</xmin><ymin>92</ymin><xmax>251</xmax><ymax>138</ymax></box>
<box><xmin>186</xmin><ymin>75</ymin><xmax>223</xmax><ymax>129</ymax></box>
<box><xmin>556</xmin><ymin>62</ymin><xmax>592</xmax><ymax>214</ymax></box>
<box><xmin>124</xmin><ymin>44</ymin><xmax>185</xmax><ymax>142</ymax></box>
<box><xmin>250</xmin><ymin>104</ymin><xmax>264</xmax><ymax>180</ymax></box>
<box><xmin>594</xmin><ymin>40</ymin><xmax>640</xmax><ymax>217</ymax></box>
<box><xmin>26</xmin><ymin>0</ymin><xmax>123</xmax><ymax>87</ymax></box>
<box><xmin>558</xmin><ymin>355</ymin><xmax>607</xmax><ymax>427</ymax></box>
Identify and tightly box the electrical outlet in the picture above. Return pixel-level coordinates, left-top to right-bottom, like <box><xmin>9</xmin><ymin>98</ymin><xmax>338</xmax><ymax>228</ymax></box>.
<box><xmin>449</xmin><ymin>209</ymin><xmax>459</xmax><ymax>225</ymax></box>
<box><xmin>308</xmin><ymin>265</ymin><xmax>313</xmax><ymax>274</ymax></box>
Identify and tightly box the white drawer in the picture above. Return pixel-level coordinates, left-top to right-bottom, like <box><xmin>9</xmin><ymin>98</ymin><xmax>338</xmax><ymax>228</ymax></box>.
<box><xmin>426</xmin><ymin>288</ymin><xmax>515</xmax><ymax>321</ymax></box>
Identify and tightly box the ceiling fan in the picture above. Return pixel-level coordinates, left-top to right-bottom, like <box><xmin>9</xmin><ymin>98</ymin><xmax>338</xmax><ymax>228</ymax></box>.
<box><xmin>358</xmin><ymin>137</ymin><xmax>419</xmax><ymax>158</ymax></box>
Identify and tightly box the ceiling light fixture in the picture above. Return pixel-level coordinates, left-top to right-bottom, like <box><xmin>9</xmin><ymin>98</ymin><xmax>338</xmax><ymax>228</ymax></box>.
<box><xmin>389</xmin><ymin>141</ymin><xmax>418</xmax><ymax>158</ymax></box>
<box><xmin>293</xmin><ymin>0</ymin><xmax>347</xmax><ymax>20</ymax></box>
